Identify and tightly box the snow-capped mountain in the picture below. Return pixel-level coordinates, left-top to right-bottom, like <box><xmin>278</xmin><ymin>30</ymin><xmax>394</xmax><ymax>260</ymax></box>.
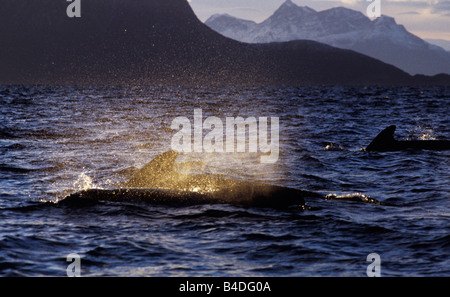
<box><xmin>205</xmin><ymin>0</ymin><xmax>450</xmax><ymax>76</ymax></box>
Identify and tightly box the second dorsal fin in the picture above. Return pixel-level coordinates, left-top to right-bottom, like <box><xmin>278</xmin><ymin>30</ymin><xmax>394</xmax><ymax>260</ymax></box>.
<box><xmin>127</xmin><ymin>150</ymin><xmax>179</xmax><ymax>187</ymax></box>
<box><xmin>366</xmin><ymin>125</ymin><xmax>396</xmax><ymax>152</ymax></box>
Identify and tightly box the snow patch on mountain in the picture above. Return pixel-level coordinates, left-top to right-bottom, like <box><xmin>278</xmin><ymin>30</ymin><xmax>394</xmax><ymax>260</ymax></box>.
<box><xmin>205</xmin><ymin>1</ymin><xmax>450</xmax><ymax>75</ymax></box>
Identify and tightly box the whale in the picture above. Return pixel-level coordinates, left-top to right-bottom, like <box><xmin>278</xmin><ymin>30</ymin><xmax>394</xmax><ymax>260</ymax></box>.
<box><xmin>62</xmin><ymin>185</ymin><xmax>318</xmax><ymax>209</ymax></box>
<box><xmin>366</xmin><ymin>125</ymin><xmax>450</xmax><ymax>152</ymax></box>
<box><xmin>62</xmin><ymin>150</ymin><xmax>388</xmax><ymax>208</ymax></box>
<box><xmin>62</xmin><ymin>151</ymin><xmax>321</xmax><ymax>209</ymax></box>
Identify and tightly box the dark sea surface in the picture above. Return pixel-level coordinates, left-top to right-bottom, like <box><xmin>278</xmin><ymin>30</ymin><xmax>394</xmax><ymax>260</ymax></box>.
<box><xmin>0</xmin><ymin>85</ymin><xmax>449</xmax><ymax>277</ymax></box>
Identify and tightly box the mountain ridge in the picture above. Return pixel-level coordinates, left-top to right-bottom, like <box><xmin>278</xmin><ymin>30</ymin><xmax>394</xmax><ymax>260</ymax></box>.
<box><xmin>0</xmin><ymin>0</ymin><xmax>448</xmax><ymax>86</ymax></box>
<box><xmin>205</xmin><ymin>1</ymin><xmax>450</xmax><ymax>76</ymax></box>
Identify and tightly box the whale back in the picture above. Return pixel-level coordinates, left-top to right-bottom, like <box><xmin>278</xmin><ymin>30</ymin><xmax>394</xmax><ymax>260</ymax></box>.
<box><xmin>121</xmin><ymin>150</ymin><xmax>310</xmax><ymax>207</ymax></box>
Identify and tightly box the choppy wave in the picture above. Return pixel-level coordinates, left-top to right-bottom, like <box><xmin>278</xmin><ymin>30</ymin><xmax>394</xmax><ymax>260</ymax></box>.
<box><xmin>0</xmin><ymin>85</ymin><xmax>449</xmax><ymax>276</ymax></box>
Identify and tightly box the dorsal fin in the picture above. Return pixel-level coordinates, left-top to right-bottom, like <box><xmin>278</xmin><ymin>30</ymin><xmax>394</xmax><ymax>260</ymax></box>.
<box><xmin>366</xmin><ymin>125</ymin><xmax>396</xmax><ymax>152</ymax></box>
<box><xmin>127</xmin><ymin>150</ymin><xmax>179</xmax><ymax>187</ymax></box>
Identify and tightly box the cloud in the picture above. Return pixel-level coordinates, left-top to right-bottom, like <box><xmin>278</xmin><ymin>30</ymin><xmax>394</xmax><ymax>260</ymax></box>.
<box><xmin>339</xmin><ymin>0</ymin><xmax>360</xmax><ymax>4</ymax></box>
<box><xmin>381</xmin><ymin>0</ymin><xmax>450</xmax><ymax>14</ymax></box>
<box><xmin>430</xmin><ymin>0</ymin><xmax>450</xmax><ymax>13</ymax></box>
<box><xmin>399</xmin><ymin>11</ymin><xmax>420</xmax><ymax>15</ymax></box>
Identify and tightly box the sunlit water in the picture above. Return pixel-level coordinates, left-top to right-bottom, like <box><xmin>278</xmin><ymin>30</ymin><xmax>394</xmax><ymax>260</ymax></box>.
<box><xmin>0</xmin><ymin>85</ymin><xmax>449</xmax><ymax>276</ymax></box>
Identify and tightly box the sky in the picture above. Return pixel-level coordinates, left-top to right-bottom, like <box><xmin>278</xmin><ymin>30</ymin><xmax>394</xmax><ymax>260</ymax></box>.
<box><xmin>187</xmin><ymin>0</ymin><xmax>450</xmax><ymax>41</ymax></box>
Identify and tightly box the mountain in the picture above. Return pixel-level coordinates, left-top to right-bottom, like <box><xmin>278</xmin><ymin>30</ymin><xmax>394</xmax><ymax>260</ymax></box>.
<box><xmin>0</xmin><ymin>0</ymin><xmax>447</xmax><ymax>86</ymax></box>
<box><xmin>205</xmin><ymin>0</ymin><xmax>450</xmax><ymax>76</ymax></box>
<box><xmin>426</xmin><ymin>39</ymin><xmax>450</xmax><ymax>52</ymax></box>
<box><xmin>205</xmin><ymin>14</ymin><xmax>257</xmax><ymax>43</ymax></box>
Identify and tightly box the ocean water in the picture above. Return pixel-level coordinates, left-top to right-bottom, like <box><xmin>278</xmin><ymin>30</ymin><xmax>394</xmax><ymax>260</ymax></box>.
<box><xmin>0</xmin><ymin>85</ymin><xmax>449</xmax><ymax>277</ymax></box>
